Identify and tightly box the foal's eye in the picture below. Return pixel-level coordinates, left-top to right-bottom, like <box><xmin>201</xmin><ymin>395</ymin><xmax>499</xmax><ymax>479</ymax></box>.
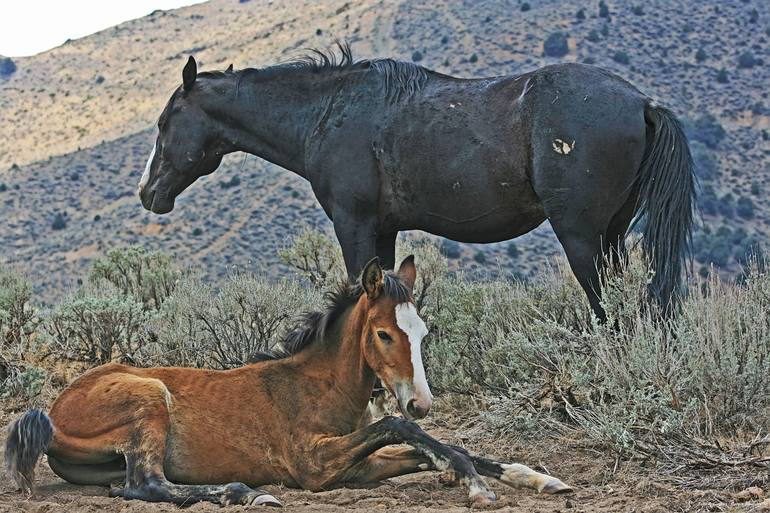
<box><xmin>377</xmin><ymin>330</ymin><xmax>392</xmax><ymax>342</ymax></box>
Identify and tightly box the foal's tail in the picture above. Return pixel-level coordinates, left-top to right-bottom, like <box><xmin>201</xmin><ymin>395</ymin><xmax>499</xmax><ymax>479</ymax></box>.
<box><xmin>5</xmin><ymin>408</ymin><xmax>53</xmax><ymax>494</ymax></box>
<box><xmin>632</xmin><ymin>102</ymin><xmax>696</xmax><ymax>316</ymax></box>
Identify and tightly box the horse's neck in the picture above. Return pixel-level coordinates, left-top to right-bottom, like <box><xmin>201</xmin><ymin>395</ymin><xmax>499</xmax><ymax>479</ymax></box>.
<box><xmin>214</xmin><ymin>69</ymin><xmax>340</xmax><ymax>179</ymax></box>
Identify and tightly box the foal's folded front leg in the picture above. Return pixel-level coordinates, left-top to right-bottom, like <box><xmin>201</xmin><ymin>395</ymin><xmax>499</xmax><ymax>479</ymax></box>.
<box><xmin>313</xmin><ymin>415</ymin><xmax>496</xmax><ymax>506</ymax></box>
<box><xmin>446</xmin><ymin>444</ymin><xmax>572</xmax><ymax>494</ymax></box>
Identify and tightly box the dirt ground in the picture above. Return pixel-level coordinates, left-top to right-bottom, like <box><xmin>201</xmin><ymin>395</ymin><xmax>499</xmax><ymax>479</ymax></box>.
<box><xmin>0</xmin><ymin>409</ymin><xmax>754</xmax><ymax>513</ymax></box>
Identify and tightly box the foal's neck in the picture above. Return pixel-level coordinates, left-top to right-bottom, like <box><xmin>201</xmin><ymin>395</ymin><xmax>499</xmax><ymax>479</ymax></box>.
<box><xmin>299</xmin><ymin>299</ymin><xmax>376</xmax><ymax>421</ymax></box>
<box><xmin>205</xmin><ymin>68</ymin><xmax>344</xmax><ymax>179</ymax></box>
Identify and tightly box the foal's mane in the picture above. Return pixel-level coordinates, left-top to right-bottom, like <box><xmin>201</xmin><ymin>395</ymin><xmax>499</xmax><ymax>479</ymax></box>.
<box><xmin>251</xmin><ymin>273</ymin><xmax>410</xmax><ymax>362</ymax></box>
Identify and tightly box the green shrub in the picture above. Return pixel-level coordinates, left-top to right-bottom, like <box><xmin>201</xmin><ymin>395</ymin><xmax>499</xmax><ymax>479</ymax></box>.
<box><xmin>736</xmin><ymin>196</ymin><xmax>755</xmax><ymax>219</ymax></box>
<box><xmin>1</xmin><ymin>366</ymin><xmax>47</xmax><ymax>403</ymax></box>
<box><xmin>0</xmin><ymin>267</ymin><xmax>38</xmax><ymax>356</ymax></box>
<box><xmin>687</xmin><ymin>113</ymin><xmax>726</xmax><ymax>149</ymax></box>
<box><xmin>88</xmin><ymin>246</ymin><xmax>179</xmax><ymax>310</ymax></box>
<box><xmin>543</xmin><ymin>32</ymin><xmax>569</xmax><ymax>58</ymax></box>
<box><xmin>219</xmin><ymin>176</ymin><xmax>241</xmax><ymax>189</ymax></box>
<box><xmin>738</xmin><ymin>51</ymin><xmax>756</xmax><ymax>69</ymax></box>
<box><xmin>0</xmin><ymin>57</ymin><xmax>16</xmax><ymax>77</ymax></box>
<box><xmin>424</xmin><ymin>250</ymin><xmax>770</xmax><ymax>474</ymax></box>
<box><xmin>51</xmin><ymin>213</ymin><xmax>67</xmax><ymax>230</ymax></box>
<box><xmin>507</xmin><ymin>242</ymin><xmax>519</xmax><ymax>259</ymax></box>
<box><xmin>599</xmin><ymin>1</ymin><xmax>610</xmax><ymax>18</ymax></box>
<box><xmin>717</xmin><ymin>68</ymin><xmax>729</xmax><ymax>83</ymax></box>
<box><xmin>46</xmin><ymin>283</ymin><xmax>147</xmax><ymax>364</ymax></box>
<box><xmin>142</xmin><ymin>273</ymin><xmax>321</xmax><ymax>369</ymax></box>
<box><xmin>612</xmin><ymin>51</ymin><xmax>630</xmax><ymax>65</ymax></box>
<box><xmin>279</xmin><ymin>228</ymin><xmax>345</xmax><ymax>288</ymax></box>
<box><xmin>440</xmin><ymin>239</ymin><xmax>461</xmax><ymax>259</ymax></box>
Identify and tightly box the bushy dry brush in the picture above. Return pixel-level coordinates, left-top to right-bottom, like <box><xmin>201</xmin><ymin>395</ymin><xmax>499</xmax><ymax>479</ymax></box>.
<box><xmin>1</xmin><ymin>235</ymin><xmax>769</xmax><ymax>489</ymax></box>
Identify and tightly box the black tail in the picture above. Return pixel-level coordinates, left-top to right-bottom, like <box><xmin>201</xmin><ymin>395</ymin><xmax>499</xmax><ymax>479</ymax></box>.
<box><xmin>632</xmin><ymin>102</ymin><xmax>696</xmax><ymax>316</ymax></box>
<box><xmin>5</xmin><ymin>408</ymin><xmax>53</xmax><ymax>494</ymax></box>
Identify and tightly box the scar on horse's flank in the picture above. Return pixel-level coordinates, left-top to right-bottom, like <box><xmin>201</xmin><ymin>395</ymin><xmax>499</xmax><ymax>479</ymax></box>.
<box><xmin>552</xmin><ymin>139</ymin><xmax>575</xmax><ymax>155</ymax></box>
<box><xmin>5</xmin><ymin>256</ymin><xmax>572</xmax><ymax>507</ymax></box>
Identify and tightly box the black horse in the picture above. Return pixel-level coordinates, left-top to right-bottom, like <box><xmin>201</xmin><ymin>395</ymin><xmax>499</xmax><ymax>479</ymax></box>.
<box><xmin>139</xmin><ymin>44</ymin><xmax>695</xmax><ymax>320</ymax></box>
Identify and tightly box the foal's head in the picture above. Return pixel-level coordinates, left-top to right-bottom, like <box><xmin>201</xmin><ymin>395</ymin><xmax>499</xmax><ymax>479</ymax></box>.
<box><xmin>358</xmin><ymin>256</ymin><xmax>432</xmax><ymax>420</ymax></box>
<box><xmin>139</xmin><ymin>56</ymin><xmax>229</xmax><ymax>214</ymax></box>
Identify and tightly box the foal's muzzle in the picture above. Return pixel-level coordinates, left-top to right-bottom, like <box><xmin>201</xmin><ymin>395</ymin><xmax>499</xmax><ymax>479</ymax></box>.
<box><xmin>394</xmin><ymin>382</ymin><xmax>432</xmax><ymax>421</ymax></box>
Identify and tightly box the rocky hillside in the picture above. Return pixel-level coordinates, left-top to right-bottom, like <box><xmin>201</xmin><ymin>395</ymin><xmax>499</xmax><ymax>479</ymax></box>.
<box><xmin>0</xmin><ymin>0</ymin><xmax>768</xmax><ymax>301</ymax></box>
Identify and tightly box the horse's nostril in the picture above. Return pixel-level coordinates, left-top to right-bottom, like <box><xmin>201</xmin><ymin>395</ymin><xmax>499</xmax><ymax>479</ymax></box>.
<box><xmin>407</xmin><ymin>399</ymin><xmax>428</xmax><ymax>419</ymax></box>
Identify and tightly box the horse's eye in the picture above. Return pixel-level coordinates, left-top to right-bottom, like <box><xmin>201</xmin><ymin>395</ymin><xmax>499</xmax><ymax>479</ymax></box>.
<box><xmin>377</xmin><ymin>330</ymin><xmax>392</xmax><ymax>342</ymax></box>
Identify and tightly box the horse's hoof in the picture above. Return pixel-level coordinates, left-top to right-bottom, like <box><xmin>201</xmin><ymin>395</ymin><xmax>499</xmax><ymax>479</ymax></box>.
<box><xmin>251</xmin><ymin>493</ymin><xmax>283</xmax><ymax>507</ymax></box>
<box><xmin>541</xmin><ymin>478</ymin><xmax>573</xmax><ymax>495</ymax></box>
<box><xmin>470</xmin><ymin>489</ymin><xmax>497</xmax><ymax>508</ymax></box>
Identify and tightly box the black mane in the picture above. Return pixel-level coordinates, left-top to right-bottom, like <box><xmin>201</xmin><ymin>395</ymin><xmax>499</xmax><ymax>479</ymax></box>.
<box><xmin>286</xmin><ymin>42</ymin><xmax>429</xmax><ymax>101</ymax></box>
<box><xmin>250</xmin><ymin>272</ymin><xmax>411</xmax><ymax>363</ymax></box>
<box><xmin>202</xmin><ymin>41</ymin><xmax>429</xmax><ymax>103</ymax></box>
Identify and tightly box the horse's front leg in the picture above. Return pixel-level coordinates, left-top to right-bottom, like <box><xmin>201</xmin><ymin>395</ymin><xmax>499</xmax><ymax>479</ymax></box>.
<box><xmin>311</xmin><ymin>416</ymin><xmax>496</xmax><ymax>506</ymax></box>
<box><xmin>332</xmin><ymin>212</ymin><xmax>379</xmax><ymax>280</ymax></box>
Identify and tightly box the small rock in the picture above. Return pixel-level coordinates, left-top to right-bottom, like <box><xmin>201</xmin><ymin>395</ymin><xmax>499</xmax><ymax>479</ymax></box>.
<box><xmin>758</xmin><ymin>498</ymin><xmax>770</xmax><ymax>511</ymax></box>
<box><xmin>734</xmin><ymin>486</ymin><xmax>763</xmax><ymax>502</ymax></box>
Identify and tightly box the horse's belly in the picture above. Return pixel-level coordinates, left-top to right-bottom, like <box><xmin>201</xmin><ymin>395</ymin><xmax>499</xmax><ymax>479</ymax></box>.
<box><xmin>389</xmin><ymin>173</ymin><xmax>547</xmax><ymax>242</ymax></box>
<box><xmin>414</xmin><ymin>202</ymin><xmax>547</xmax><ymax>243</ymax></box>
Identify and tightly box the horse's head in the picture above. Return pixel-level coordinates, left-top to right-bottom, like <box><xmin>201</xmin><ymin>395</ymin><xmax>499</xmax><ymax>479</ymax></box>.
<box><xmin>359</xmin><ymin>256</ymin><xmax>432</xmax><ymax>420</ymax></box>
<box><xmin>139</xmin><ymin>56</ymin><xmax>228</xmax><ymax>214</ymax></box>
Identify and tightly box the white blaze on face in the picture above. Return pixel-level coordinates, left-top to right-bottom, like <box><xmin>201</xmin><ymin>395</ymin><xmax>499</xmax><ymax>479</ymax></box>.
<box><xmin>138</xmin><ymin>141</ymin><xmax>156</xmax><ymax>194</ymax></box>
<box><xmin>395</xmin><ymin>302</ymin><xmax>432</xmax><ymax>402</ymax></box>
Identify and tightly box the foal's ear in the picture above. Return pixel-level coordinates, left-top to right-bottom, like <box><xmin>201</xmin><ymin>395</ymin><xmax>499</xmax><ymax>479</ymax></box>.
<box><xmin>183</xmin><ymin>56</ymin><xmax>197</xmax><ymax>91</ymax></box>
<box><xmin>226</xmin><ymin>63</ymin><xmax>234</xmax><ymax>72</ymax></box>
<box><xmin>361</xmin><ymin>257</ymin><xmax>383</xmax><ymax>300</ymax></box>
<box><xmin>397</xmin><ymin>255</ymin><xmax>416</xmax><ymax>291</ymax></box>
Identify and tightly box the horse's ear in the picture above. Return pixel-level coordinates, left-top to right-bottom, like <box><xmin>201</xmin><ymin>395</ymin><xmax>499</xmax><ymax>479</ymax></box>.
<box><xmin>397</xmin><ymin>255</ymin><xmax>416</xmax><ymax>291</ymax></box>
<box><xmin>226</xmin><ymin>63</ymin><xmax>234</xmax><ymax>72</ymax></box>
<box><xmin>361</xmin><ymin>257</ymin><xmax>383</xmax><ymax>300</ymax></box>
<box><xmin>183</xmin><ymin>56</ymin><xmax>197</xmax><ymax>91</ymax></box>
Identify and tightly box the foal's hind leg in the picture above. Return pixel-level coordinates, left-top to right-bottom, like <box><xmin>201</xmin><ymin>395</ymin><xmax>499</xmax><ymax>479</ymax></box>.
<box><xmin>111</xmin><ymin>385</ymin><xmax>280</xmax><ymax>507</ymax></box>
<box><xmin>51</xmin><ymin>372</ymin><xmax>279</xmax><ymax>507</ymax></box>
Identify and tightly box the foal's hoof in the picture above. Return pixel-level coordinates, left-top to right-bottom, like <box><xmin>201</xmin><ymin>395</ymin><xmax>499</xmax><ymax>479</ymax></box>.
<box><xmin>541</xmin><ymin>478</ymin><xmax>573</xmax><ymax>495</ymax></box>
<box><xmin>470</xmin><ymin>489</ymin><xmax>497</xmax><ymax>508</ymax></box>
<box><xmin>249</xmin><ymin>493</ymin><xmax>282</xmax><ymax>507</ymax></box>
<box><xmin>223</xmin><ymin>483</ymin><xmax>282</xmax><ymax>507</ymax></box>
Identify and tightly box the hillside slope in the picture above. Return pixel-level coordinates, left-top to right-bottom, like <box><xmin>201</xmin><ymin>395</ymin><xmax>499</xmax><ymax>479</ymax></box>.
<box><xmin>1</xmin><ymin>0</ymin><xmax>768</xmax><ymax>299</ymax></box>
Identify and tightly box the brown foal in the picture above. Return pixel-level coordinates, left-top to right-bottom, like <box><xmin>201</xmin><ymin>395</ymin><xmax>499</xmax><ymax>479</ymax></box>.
<box><xmin>5</xmin><ymin>256</ymin><xmax>571</xmax><ymax>506</ymax></box>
